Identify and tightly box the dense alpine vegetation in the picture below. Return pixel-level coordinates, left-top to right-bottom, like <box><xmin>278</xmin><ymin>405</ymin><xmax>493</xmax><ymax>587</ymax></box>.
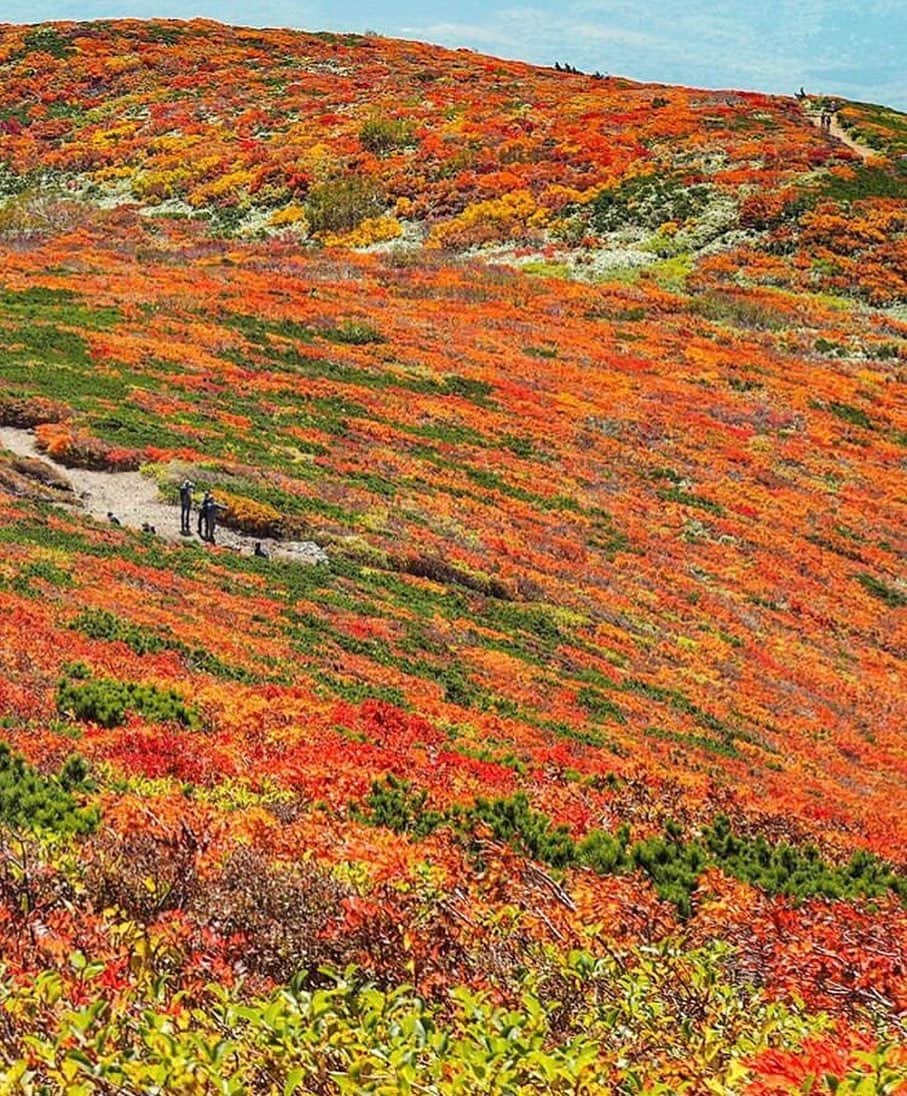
<box><xmin>0</xmin><ymin>18</ymin><xmax>905</xmax><ymax>1093</ymax></box>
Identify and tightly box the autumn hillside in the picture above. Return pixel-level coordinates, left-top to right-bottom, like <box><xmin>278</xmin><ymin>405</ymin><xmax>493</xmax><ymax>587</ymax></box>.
<box><xmin>0</xmin><ymin>19</ymin><xmax>905</xmax><ymax>1093</ymax></box>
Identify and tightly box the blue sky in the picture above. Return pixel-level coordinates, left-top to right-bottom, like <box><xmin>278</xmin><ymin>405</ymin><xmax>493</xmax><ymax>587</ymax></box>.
<box><xmin>7</xmin><ymin>0</ymin><xmax>906</xmax><ymax>111</ymax></box>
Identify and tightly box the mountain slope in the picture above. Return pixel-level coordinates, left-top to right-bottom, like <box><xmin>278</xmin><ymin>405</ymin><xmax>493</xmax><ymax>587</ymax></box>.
<box><xmin>0</xmin><ymin>20</ymin><xmax>905</xmax><ymax>1092</ymax></box>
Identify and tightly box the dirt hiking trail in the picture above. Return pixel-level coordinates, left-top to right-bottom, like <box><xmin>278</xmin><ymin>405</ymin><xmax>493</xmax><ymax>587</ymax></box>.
<box><xmin>0</xmin><ymin>426</ymin><xmax>328</xmax><ymax>564</ymax></box>
<box><xmin>806</xmin><ymin>109</ymin><xmax>875</xmax><ymax>162</ymax></box>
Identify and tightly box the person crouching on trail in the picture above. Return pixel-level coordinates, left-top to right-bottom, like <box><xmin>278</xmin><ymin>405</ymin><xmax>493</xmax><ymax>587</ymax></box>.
<box><xmin>179</xmin><ymin>479</ymin><xmax>195</xmax><ymax>535</ymax></box>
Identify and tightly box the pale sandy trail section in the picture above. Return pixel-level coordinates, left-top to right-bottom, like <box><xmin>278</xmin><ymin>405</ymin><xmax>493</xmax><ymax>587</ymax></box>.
<box><xmin>806</xmin><ymin>110</ymin><xmax>875</xmax><ymax>162</ymax></box>
<box><xmin>0</xmin><ymin>426</ymin><xmax>327</xmax><ymax>563</ymax></box>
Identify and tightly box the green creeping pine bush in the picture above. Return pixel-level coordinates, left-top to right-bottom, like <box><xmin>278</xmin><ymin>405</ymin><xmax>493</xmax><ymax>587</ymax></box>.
<box><xmin>828</xmin><ymin>401</ymin><xmax>875</xmax><ymax>430</ymax></box>
<box><xmin>354</xmin><ymin>773</ymin><xmax>445</xmax><ymax>838</ymax></box>
<box><xmin>321</xmin><ymin>319</ymin><xmax>384</xmax><ymax>345</ymax></box>
<box><xmin>71</xmin><ymin>608</ymin><xmax>167</xmax><ymax>655</ymax></box>
<box><xmin>0</xmin><ymin>742</ymin><xmax>97</xmax><ymax>835</ymax></box>
<box><xmin>577</xmin><ymin>686</ymin><xmax>627</xmax><ymax>724</ymax></box>
<box><xmin>57</xmin><ymin>666</ymin><xmax>200</xmax><ymax>730</ymax></box>
<box><xmin>358</xmin><ymin>781</ymin><xmax>907</xmax><ymax>914</ymax></box>
<box><xmin>703</xmin><ymin>814</ymin><xmax>907</xmax><ymax>902</ymax></box>
<box><xmin>817</xmin><ymin>162</ymin><xmax>907</xmax><ymax>202</ymax></box>
<box><xmin>456</xmin><ymin>791</ymin><xmax>577</xmax><ymax>868</ymax></box>
<box><xmin>21</xmin><ymin>27</ymin><xmax>74</xmax><ymax>58</ymax></box>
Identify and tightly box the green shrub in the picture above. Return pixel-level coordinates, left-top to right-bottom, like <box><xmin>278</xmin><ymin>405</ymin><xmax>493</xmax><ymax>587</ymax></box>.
<box><xmin>703</xmin><ymin>814</ymin><xmax>904</xmax><ymax>902</ymax></box>
<box><xmin>656</xmin><ymin>485</ymin><xmax>725</xmax><ymax>515</ymax></box>
<box><xmin>71</xmin><ymin>608</ymin><xmax>167</xmax><ymax>655</ymax></box>
<box><xmin>456</xmin><ymin>792</ymin><xmax>577</xmax><ymax>868</ymax></box>
<box><xmin>693</xmin><ymin>291</ymin><xmax>785</xmax><ymax>332</ymax></box>
<box><xmin>69</xmin><ymin>608</ymin><xmax>253</xmax><ymax>680</ymax></box>
<box><xmin>577</xmin><ymin>687</ymin><xmax>627</xmax><ymax>724</ymax></box>
<box><xmin>305</xmin><ymin>175</ymin><xmax>385</xmax><ymax>234</ymax></box>
<box><xmin>355</xmin><ymin>785</ymin><xmax>907</xmax><ymax>914</ymax></box>
<box><xmin>630</xmin><ymin>829</ymin><xmax>708</xmax><ymax>919</ymax></box>
<box><xmin>22</xmin><ymin>27</ymin><xmax>74</xmax><ymax>58</ymax></box>
<box><xmin>817</xmin><ymin>163</ymin><xmax>907</xmax><ymax>203</ymax></box>
<box><xmin>359</xmin><ymin>116</ymin><xmax>414</xmax><ymax>154</ymax></box>
<box><xmin>57</xmin><ymin>670</ymin><xmax>200</xmax><ymax>729</ymax></box>
<box><xmin>442</xmin><ymin>374</ymin><xmax>496</xmax><ymax>405</ymax></box>
<box><xmin>828</xmin><ymin>401</ymin><xmax>875</xmax><ymax>430</ymax></box>
<box><xmin>0</xmin><ymin>742</ymin><xmax>97</xmax><ymax>835</ymax></box>
<box><xmin>590</xmin><ymin>174</ymin><xmax>712</xmax><ymax>233</ymax></box>
<box><xmin>356</xmin><ymin>773</ymin><xmax>444</xmax><ymax>837</ymax></box>
<box><xmin>577</xmin><ymin>825</ymin><xmax>630</xmax><ymax>875</ymax></box>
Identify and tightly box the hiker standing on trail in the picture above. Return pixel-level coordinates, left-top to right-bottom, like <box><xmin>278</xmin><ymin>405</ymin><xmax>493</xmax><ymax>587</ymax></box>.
<box><xmin>199</xmin><ymin>492</ymin><xmax>226</xmax><ymax>544</ymax></box>
<box><xmin>198</xmin><ymin>491</ymin><xmax>212</xmax><ymax>540</ymax></box>
<box><xmin>206</xmin><ymin>494</ymin><xmax>220</xmax><ymax>544</ymax></box>
<box><xmin>179</xmin><ymin>479</ymin><xmax>195</xmax><ymax>536</ymax></box>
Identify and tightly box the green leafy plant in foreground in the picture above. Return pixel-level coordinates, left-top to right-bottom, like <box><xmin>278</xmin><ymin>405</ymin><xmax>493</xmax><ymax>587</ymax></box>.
<box><xmin>0</xmin><ymin>938</ymin><xmax>843</xmax><ymax>1093</ymax></box>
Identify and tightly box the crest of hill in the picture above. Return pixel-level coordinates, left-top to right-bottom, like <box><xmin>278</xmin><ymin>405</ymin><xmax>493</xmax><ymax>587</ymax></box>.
<box><xmin>1</xmin><ymin>18</ymin><xmax>902</xmax><ymax>248</ymax></box>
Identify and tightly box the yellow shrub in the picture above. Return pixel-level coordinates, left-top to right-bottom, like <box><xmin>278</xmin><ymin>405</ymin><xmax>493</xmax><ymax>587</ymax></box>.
<box><xmin>322</xmin><ymin>215</ymin><xmax>402</xmax><ymax>249</ymax></box>
<box><xmin>216</xmin><ymin>490</ymin><xmax>285</xmax><ymax>538</ymax></box>
<box><xmin>269</xmin><ymin>204</ymin><xmax>310</xmax><ymax>232</ymax></box>
<box><xmin>189</xmin><ymin>169</ymin><xmax>255</xmax><ymax>206</ymax></box>
<box><xmin>131</xmin><ymin>169</ymin><xmax>191</xmax><ymax>203</ymax></box>
<box><xmin>428</xmin><ymin>189</ymin><xmax>549</xmax><ymax>249</ymax></box>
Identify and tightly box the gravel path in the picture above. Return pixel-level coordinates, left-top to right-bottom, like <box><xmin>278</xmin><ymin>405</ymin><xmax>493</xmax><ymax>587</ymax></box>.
<box><xmin>0</xmin><ymin>426</ymin><xmax>328</xmax><ymax>564</ymax></box>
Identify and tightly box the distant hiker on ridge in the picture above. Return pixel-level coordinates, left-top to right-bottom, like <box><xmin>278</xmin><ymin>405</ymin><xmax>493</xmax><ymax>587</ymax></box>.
<box><xmin>179</xmin><ymin>478</ymin><xmax>195</xmax><ymax>536</ymax></box>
